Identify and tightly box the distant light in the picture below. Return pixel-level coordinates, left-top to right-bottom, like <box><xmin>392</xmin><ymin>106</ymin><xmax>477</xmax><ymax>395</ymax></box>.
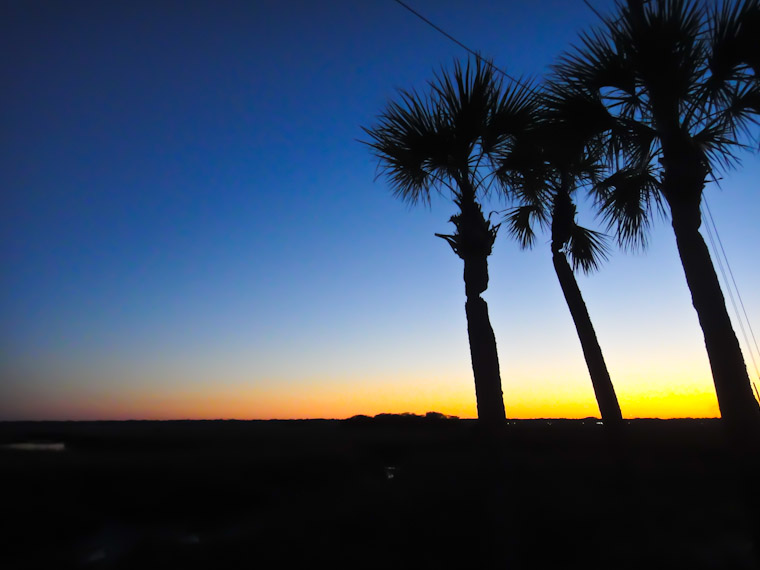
<box><xmin>2</xmin><ymin>442</ymin><xmax>66</xmax><ymax>452</ymax></box>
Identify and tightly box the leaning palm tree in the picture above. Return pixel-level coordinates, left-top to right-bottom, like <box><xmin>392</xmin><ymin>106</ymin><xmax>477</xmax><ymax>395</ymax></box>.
<box><xmin>499</xmin><ymin>114</ymin><xmax>633</xmax><ymax>433</ymax></box>
<box><xmin>362</xmin><ymin>58</ymin><xmax>537</xmax><ymax>425</ymax></box>
<box><xmin>549</xmin><ymin>0</ymin><xmax>760</xmax><ymax>438</ymax></box>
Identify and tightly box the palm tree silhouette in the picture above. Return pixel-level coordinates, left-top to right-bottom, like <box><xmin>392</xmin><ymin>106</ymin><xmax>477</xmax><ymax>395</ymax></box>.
<box><xmin>499</xmin><ymin>108</ymin><xmax>632</xmax><ymax>433</ymax></box>
<box><xmin>362</xmin><ymin>59</ymin><xmax>537</xmax><ymax>425</ymax></box>
<box><xmin>550</xmin><ymin>0</ymin><xmax>760</xmax><ymax>438</ymax></box>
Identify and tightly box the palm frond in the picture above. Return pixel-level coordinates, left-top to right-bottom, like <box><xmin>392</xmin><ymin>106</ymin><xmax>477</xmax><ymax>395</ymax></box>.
<box><xmin>542</xmin><ymin>82</ymin><xmax>650</xmax><ymax>170</ymax></box>
<box><xmin>619</xmin><ymin>0</ymin><xmax>707</xmax><ymax>106</ymax></box>
<box><xmin>716</xmin><ymin>80</ymin><xmax>760</xmax><ymax>143</ymax></box>
<box><xmin>484</xmin><ymin>77</ymin><xmax>540</xmax><ymax>155</ymax></box>
<box><xmin>565</xmin><ymin>223</ymin><xmax>610</xmax><ymax>274</ymax></box>
<box><xmin>553</xmin><ymin>24</ymin><xmax>636</xmax><ymax>96</ymax></box>
<box><xmin>502</xmin><ymin>204</ymin><xmax>545</xmax><ymax>249</ymax></box>
<box><xmin>708</xmin><ymin>0</ymin><xmax>760</xmax><ymax>84</ymax></box>
<box><xmin>594</xmin><ymin>165</ymin><xmax>663</xmax><ymax>250</ymax></box>
<box><xmin>431</xmin><ymin>58</ymin><xmax>495</xmax><ymax>162</ymax></box>
<box><xmin>362</xmin><ymin>56</ymin><xmax>544</xmax><ymax>209</ymax></box>
<box><xmin>543</xmin><ymin>83</ymin><xmax>616</xmax><ymax>142</ymax></box>
<box><xmin>361</xmin><ymin>87</ymin><xmax>453</xmax><ymax>204</ymax></box>
<box><xmin>693</xmin><ymin>118</ymin><xmax>743</xmax><ymax>172</ymax></box>
<box><xmin>493</xmin><ymin>125</ymin><xmax>549</xmax><ymax>199</ymax></box>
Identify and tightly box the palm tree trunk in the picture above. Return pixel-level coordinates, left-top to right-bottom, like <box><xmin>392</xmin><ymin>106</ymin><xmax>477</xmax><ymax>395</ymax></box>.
<box><xmin>465</xmin><ymin>290</ymin><xmax>506</xmax><ymax>425</ymax></box>
<box><xmin>455</xmin><ymin>194</ymin><xmax>506</xmax><ymax>425</ymax></box>
<box><xmin>669</xmin><ymin>198</ymin><xmax>760</xmax><ymax>438</ymax></box>
<box><xmin>670</xmin><ymin>198</ymin><xmax>760</xmax><ymax>554</ymax></box>
<box><xmin>552</xmin><ymin>250</ymin><xmax>624</xmax><ymax>428</ymax></box>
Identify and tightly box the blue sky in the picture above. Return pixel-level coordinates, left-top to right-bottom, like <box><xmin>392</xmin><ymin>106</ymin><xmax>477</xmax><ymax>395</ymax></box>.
<box><xmin>2</xmin><ymin>0</ymin><xmax>759</xmax><ymax>420</ymax></box>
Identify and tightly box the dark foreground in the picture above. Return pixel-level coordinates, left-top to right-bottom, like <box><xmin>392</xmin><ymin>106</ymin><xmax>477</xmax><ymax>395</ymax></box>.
<box><xmin>1</xmin><ymin>417</ymin><xmax>758</xmax><ymax>569</ymax></box>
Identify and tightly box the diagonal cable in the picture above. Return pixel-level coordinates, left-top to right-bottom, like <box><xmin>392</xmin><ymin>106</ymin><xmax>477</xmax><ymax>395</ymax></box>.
<box><xmin>703</xmin><ymin>197</ymin><xmax>760</xmax><ymax>379</ymax></box>
<box><xmin>701</xmin><ymin>204</ymin><xmax>760</xmax><ymax>384</ymax></box>
<box><xmin>390</xmin><ymin>0</ymin><xmax>540</xmax><ymax>96</ymax></box>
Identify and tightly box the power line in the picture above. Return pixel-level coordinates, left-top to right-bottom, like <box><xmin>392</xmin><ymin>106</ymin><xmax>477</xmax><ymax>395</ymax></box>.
<box><xmin>702</xmin><ymin>201</ymin><xmax>760</xmax><ymax>387</ymax></box>
<box><xmin>390</xmin><ymin>0</ymin><xmax>538</xmax><ymax>95</ymax></box>
<box><xmin>701</xmin><ymin>210</ymin><xmax>756</xmax><ymax>379</ymax></box>
<box><xmin>582</xmin><ymin>0</ymin><xmax>606</xmax><ymax>22</ymax></box>
<box><xmin>702</xmin><ymin>197</ymin><xmax>760</xmax><ymax>379</ymax></box>
<box><xmin>702</xmin><ymin>208</ymin><xmax>738</xmax><ymax>342</ymax></box>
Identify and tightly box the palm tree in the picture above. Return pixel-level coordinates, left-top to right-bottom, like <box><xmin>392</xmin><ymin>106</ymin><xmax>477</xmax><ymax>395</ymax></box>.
<box><xmin>362</xmin><ymin>59</ymin><xmax>537</xmax><ymax>425</ymax></box>
<box><xmin>499</xmin><ymin>114</ymin><xmax>630</xmax><ymax>433</ymax></box>
<box><xmin>549</xmin><ymin>0</ymin><xmax>760</xmax><ymax>438</ymax></box>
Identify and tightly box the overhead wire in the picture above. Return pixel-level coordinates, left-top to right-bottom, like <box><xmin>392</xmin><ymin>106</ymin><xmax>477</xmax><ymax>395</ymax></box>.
<box><xmin>582</xmin><ymin>0</ymin><xmax>606</xmax><ymax>21</ymax></box>
<box><xmin>702</xmin><ymin>196</ymin><xmax>760</xmax><ymax>382</ymax></box>
<box><xmin>390</xmin><ymin>0</ymin><xmax>539</xmax><ymax>96</ymax></box>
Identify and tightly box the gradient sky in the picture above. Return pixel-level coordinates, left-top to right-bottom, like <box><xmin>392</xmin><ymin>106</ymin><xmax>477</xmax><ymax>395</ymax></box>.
<box><xmin>2</xmin><ymin>0</ymin><xmax>759</xmax><ymax>421</ymax></box>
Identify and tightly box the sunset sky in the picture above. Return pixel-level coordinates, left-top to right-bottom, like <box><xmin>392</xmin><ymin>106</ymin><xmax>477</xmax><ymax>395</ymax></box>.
<box><xmin>2</xmin><ymin>0</ymin><xmax>759</xmax><ymax>421</ymax></box>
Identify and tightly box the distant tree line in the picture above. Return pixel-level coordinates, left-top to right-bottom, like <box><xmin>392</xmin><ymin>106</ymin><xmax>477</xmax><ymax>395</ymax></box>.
<box><xmin>345</xmin><ymin>412</ymin><xmax>461</xmax><ymax>427</ymax></box>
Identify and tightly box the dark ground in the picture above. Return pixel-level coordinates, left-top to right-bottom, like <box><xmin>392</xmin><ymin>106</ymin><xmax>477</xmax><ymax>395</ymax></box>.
<box><xmin>1</xmin><ymin>417</ymin><xmax>757</xmax><ymax>569</ymax></box>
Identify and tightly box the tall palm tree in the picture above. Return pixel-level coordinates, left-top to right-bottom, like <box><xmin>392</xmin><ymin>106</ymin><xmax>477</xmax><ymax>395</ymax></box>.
<box><xmin>499</xmin><ymin>114</ymin><xmax>634</xmax><ymax>432</ymax></box>
<box><xmin>362</xmin><ymin>59</ymin><xmax>537</xmax><ymax>425</ymax></box>
<box><xmin>549</xmin><ymin>0</ymin><xmax>760</xmax><ymax>438</ymax></box>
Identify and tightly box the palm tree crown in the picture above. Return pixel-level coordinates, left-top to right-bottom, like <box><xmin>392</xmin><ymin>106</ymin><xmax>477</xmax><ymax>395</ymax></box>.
<box><xmin>500</xmin><ymin>110</ymin><xmax>612</xmax><ymax>274</ymax></box>
<box><xmin>549</xmin><ymin>0</ymin><xmax>758</xmax><ymax>203</ymax></box>
<box><xmin>363</xmin><ymin>58</ymin><xmax>537</xmax><ymax>207</ymax></box>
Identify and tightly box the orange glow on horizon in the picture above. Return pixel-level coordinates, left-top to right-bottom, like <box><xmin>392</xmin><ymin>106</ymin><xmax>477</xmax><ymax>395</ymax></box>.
<box><xmin>1</xmin><ymin>357</ymin><xmax>726</xmax><ymax>421</ymax></box>
<box><xmin>2</xmin><ymin>373</ymin><xmax>722</xmax><ymax>421</ymax></box>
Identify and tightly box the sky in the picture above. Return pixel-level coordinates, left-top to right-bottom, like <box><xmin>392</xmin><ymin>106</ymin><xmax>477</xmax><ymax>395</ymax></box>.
<box><xmin>2</xmin><ymin>0</ymin><xmax>759</xmax><ymax>421</ymax></box>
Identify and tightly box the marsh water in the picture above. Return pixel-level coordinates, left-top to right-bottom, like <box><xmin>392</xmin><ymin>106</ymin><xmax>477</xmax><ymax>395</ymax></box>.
<box><xmin>2</xmin><ymin>442</ymin><xmax>66</xmax><ymax>451</ymax></box>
